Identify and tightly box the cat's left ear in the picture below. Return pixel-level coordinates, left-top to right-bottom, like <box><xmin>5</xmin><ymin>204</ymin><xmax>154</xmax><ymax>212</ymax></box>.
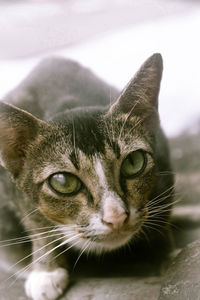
<box><xmin>108</xmin><ymin>53</ymin><xmax>163</xmax><ymax>117</ymax></box>
<box><xmin>0</xmin><ymin>102</ymin><xmax>48</xmax><ymax>178</ymax></box>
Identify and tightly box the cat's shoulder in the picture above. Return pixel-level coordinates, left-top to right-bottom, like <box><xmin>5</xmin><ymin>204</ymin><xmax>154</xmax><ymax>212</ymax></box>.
<box><xmin>26</xmin><ymin>56</ymin><xmax>87</xmax><ymax>81</ymax></box>
<box><xmin>4</xmin><ymin>57</ymin><xmax>119</xmax><ymax>119</ymax></box>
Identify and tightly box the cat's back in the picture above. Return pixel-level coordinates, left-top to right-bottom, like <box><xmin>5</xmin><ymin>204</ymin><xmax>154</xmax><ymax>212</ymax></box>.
<box><xmin>4</xmin><ymin>57</ymin><xmax>119</xmax><ymax>120</ymax></box>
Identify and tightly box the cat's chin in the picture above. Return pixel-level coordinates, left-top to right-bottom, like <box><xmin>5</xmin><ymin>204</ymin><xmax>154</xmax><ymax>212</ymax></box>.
<box><xmin>89</xmin><ymin>234</ymin><xmax>133</xmax><ymax>253</ymax></box>
<box><xmin>69</xmin><ymin>231</ymin><xmax>135</xmax><ymax>254</ymax></box>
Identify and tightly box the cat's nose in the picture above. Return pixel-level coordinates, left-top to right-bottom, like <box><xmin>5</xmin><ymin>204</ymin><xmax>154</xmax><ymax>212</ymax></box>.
<box><xmin>102</xmin><ymin>209</ymin><xmax>128</xmax><ymax>230</ymax></box>
<box><xmin>102</xmin><ymin>197</ymin><xmax>129</xmax><ymax>229</ymax></box>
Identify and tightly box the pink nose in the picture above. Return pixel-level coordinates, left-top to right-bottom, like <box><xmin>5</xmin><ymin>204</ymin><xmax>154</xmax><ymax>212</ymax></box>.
<box><xmin>102</xmin><ymin>209</ymin><xmax>128</xmax><ymax>229</ymax></box>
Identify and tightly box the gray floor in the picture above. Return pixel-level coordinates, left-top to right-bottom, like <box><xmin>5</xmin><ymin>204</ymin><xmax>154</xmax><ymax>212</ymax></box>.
<box><xmin>0</xmin><ymin>258</ymin><xmax>162</xmax><ymax>300</ymax></box>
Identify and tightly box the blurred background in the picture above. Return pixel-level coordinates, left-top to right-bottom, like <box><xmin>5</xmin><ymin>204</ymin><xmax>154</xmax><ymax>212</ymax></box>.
<box><xmin>0</xmin><ymin>0</ymin><xmax>200</xmax><ymax>138</ymax></box>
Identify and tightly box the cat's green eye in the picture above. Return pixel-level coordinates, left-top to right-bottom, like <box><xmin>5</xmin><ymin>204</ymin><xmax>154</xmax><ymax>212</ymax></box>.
<box><xmin>121</xmin><ymin>150</ymin><xmax>146</xmax><ymax>178</ymax></box>
<box><xmin>49</xmin><ymin>173</ymin><xmax>81</xmax><ymax>196</ymax></box>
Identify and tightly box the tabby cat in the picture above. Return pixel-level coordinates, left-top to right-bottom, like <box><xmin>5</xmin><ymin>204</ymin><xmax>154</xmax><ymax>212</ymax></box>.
<box><xmin>0</xmin><ymin>54</ymin><xmax>174</xmax><ymax>300</ymax></box>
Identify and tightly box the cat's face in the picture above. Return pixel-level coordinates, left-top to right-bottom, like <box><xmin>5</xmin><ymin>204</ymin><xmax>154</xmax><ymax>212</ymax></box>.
<box><xmin>24</xmin><ymin>109</ymin><xmax>156</xmax><ymax>252</ymax></box>
<box><xmin>0</xmin><ymin>54</ymin><xmax>163</xmax><ymax>253</ymax></box>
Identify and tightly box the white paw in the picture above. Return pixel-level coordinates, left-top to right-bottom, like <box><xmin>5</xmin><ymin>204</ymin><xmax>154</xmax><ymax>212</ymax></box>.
<box><xmin>25</xmin><ymin>268</ymin><xmax>69</xmax><ymax>300</ymax></box>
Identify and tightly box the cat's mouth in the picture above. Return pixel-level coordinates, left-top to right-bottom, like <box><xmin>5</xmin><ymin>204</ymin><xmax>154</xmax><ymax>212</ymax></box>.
<box><xmin>84</xmin><ymin>213</ymin><xmax>145</xmax><ymax>249</ymax></box>
<box><xmin>83</xmin><ymin>229</ymin><xmax>137</xmax><ymax>251</ymax></box>
<box><xmin>60</xmin><ymin>211</ymin><xmax>147</xmax><ymax>252</ymax></box>
<box><xmin>90</xmin><ymin>231</ymin><xmax>132</xmax><ymax>243</ymax></box>
<box><xmin>73</xmin><ymin>225</ymin><xmax>142</xmax><ymax>252</ymax></box>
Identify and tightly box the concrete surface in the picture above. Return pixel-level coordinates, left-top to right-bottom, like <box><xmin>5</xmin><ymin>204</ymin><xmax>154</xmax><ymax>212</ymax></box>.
<box><xmin>159</xmin><ymin>240</ymin><xmax>200</xmax><ymax>300</ymax></box>
<box><xmin>0</xmin><ymin>271</ymin><xmax>162</xmax><ymax>300</ymax></box>
<box><xmin>0</xmin><ymin>246</ymin><xmax>164</xmax><ymax>299</ymax></box>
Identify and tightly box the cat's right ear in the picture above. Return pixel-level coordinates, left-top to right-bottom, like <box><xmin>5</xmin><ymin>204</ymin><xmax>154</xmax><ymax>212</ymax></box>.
<box><xmin>0</xmin><ymin>102</ymin><xmax>48</xmax><ymax>178</ymax></box>
<box><xmin>107</xmin><ymin>53</ymin><xmax>163</xmax><ymax>121</ymax></box>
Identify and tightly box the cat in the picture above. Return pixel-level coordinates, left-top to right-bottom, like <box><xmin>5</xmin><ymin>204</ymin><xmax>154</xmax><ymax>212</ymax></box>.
<box><xmin>0</xmin><ymin>54</ymin><xmax>174</xmax><ymax>300</ymax></box>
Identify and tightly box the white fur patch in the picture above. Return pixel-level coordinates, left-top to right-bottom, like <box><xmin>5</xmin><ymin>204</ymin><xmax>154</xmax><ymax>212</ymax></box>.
<box><xmin>25</xmin><ymin>268</ymin><xmax>69</xmax><ymax>300</ymax></box>
<box><xmin>89</xmin><ymin>213</ymin><xmax>111</xmax><ymax>235</ymax></box>
<box><xmin>95</xmin><ymin>159</ymin><xmax>107</xmax><ymax>188</ymax></box>
<box><xmin>95</xmin><ymin>160</ymin><xmax>127</xmax><ymax>228</ymax></box>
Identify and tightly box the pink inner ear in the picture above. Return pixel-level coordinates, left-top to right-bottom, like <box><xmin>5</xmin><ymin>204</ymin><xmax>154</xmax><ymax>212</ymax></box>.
<box><xmin>0</xmin><ymin>102</ymin><xmax>41</xmax><ymax>177</ymax></box>
<box><xmin>0</xmin><ymin>120</ymin><xmax>32</xmax><ymax>176</ymax></box>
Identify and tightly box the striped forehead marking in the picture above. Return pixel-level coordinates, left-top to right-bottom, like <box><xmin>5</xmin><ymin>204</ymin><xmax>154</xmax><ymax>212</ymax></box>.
<box><xmin>95</xmin><ymin>159</ymin><xmax>108</xmax><ymax>188</ymax></box>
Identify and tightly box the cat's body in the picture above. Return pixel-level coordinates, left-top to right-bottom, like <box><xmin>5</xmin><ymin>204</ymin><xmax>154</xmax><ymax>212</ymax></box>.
<box><xmin>0</xmin><ymin>54</ymin><xmax>174</xmax><ymax>300</ymax></box>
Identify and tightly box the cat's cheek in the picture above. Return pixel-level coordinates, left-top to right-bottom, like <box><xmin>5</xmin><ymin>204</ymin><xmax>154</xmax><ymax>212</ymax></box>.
<box><xmin>25</xmin><ymin>268</ymin><xmax>69</xmax><ymax>300</ymax></box>
<box><xmin>37</xmin><ymin>192</ymin><xmax>80</xmax><ymax>225</ymax></box>
<box><xmin>126</xmin><ymin>174</ymin><xmax>155</xmax><ymax>207</ymax></box>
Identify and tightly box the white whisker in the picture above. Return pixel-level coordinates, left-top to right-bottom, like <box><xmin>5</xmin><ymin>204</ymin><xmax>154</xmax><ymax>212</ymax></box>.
<box><xmin>4</xmin><ymin>235</ymin><xmax>66</xmax><ymax>286</ymax></box>
<box><xmin>7</xmin><ymin>235</ymin><xmax>66</xmax><ymax>277</ymax></box>
<box><xmin>104</xmin><ymin>119</ymin><xmax>113</xmax><ymax>147</ymax></box>
<box><xmin>0</xmin><ymin>232</ymin><xmax>68</xmax><ymax>248</ymax></box>
<box><xmin>148</xmin><ymin>197</ymin><xmax>182</xmax><ymax>212</ymax></box>
<box><xmin>118</xmin><ymin>103</ymin><xmax>137</xmax><ymax>144</ymax></box>
<box><xmin>0</xmin><ymin>228</ymin><xmax>64</xmax><ymax>246</ymax></box>
<box><xmin>73</xmin><ymin>239</ymin><xmax>91</xmax><ymax>271</ymax></box>
<box><xmin>147</xmin><ymin>185</ymin><xmax>175</xmax><ymax>204</ymax></box>
<box><xmin>109</xmin><ymin>88</ymin><xmax>115</xmax><ymax>143</ymax></box>
<box><xmin>142</xmin><ymin>223</ymin><xmax>165</xmax><ymax>237</ymax></box>
<box><xmin>25</xmin><ymin>225</ymin><xmax>58</xmax><ymax>232</ymax></box>
<box><xmin>51</xmin><ymin>240</ymin><xmax>81</xmax><ymax>264</ymax></box>
<box><xmin>72</xmin><ymin>117</ymin><xmax>77</xmax><ymax>160</ymax></box>
<box><xmin>145</xmin><ymin>217</ymin><xmax>179</xmax><ymax>230</ymax></box>
<box><xmin>156</xmin><ymin>171</ymin><xmax>176</xmax><ymax>176</ymax></box>
<box><xmin>21</xmin><ymin>208</ymin><xmax>39</xmax><ymax>224</ymax></box>
<box><xmin>125</xmin><ymin>118</ymin><xmax>143</xmax><ymax>138</ymax></box>
<box><xmin>143</xmin><ymin>220</ymin><xmax>167</xmax><ymax>229</ymax></box>
<box><xmin>25</xmin><ymin>224</ymin><xmax>80</xmax><ymax>233</ymax></box>
<box><xmin>8</xmin><ymin>233</ymin><xmax>82</xmax><ymax>286</ymax></box>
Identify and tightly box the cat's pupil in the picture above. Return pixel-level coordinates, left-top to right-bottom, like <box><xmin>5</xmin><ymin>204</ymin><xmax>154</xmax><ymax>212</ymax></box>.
<box><xmin>121</xmin><ymin>150</ymin><xmax>146</xmax><ymax>178</ymax></box>
<box><xmin>49</xmin><ymin>173</ymin><xmax>81</xmax><ymax>195</ymax></box>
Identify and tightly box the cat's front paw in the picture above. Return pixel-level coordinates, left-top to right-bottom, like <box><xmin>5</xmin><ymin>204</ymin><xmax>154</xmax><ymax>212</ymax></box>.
<box><xmin>25</xmin><ymin>268</ymin><xmax>69</xmax><ymax>300</ymax></box>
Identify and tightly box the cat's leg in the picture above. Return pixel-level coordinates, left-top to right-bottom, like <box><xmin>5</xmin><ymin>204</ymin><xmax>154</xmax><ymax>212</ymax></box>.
<box><xmin>24</xmin><ymin>227</ymin><xmax>69</xmax><ymax>300</ymax></box>
<box><xmin>25</xmin><ymin>267</ymin><xmax>69</xmax><ymax>300</ymax></box>
<box><xmin>0</xmin><ymin>205</ymin><xmax>69</xmax><ymax>300</ymax></box>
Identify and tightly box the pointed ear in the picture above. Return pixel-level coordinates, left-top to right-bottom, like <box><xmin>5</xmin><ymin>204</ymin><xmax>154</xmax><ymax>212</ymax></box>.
<box><xmin>0</xmin><ymin>102</ymin><xmax>47</xmax><ymax>177</ymax></box>
<box><xmin>109</xmin><ymin>53</ymin><xmax>163</xmax><ymax>117</ymax></box>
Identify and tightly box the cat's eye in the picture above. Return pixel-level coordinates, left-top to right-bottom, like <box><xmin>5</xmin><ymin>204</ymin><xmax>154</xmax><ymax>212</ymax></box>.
<box><xmin>121</xmin><ymin>150</ymin><xmax>146</xmax><ymax>178</ymax></box>
<box><xmin>49</xmin><ymin>173</ymin><xmax>81</xmax><ymax>196</ymax></box>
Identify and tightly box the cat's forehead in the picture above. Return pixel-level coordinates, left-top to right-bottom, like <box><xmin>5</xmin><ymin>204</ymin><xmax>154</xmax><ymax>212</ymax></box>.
<box><xmin>52</xmin><ymin>108</ymin><xmax>106</xmax><ymax>156</ymax></box>
<box><xmin>52</xmin><ymin>107</ymin><xmax>152</xmax><ymax>155</ymax></box>
<box><xmin>31</xmin><ymin>107</ymin><xmax>154</xmax><ymax>183</ymax></box>
<box><xmin>33</xmin><ymin>126</ymin><xmax>152</xmax><ymax>184</ymax></box>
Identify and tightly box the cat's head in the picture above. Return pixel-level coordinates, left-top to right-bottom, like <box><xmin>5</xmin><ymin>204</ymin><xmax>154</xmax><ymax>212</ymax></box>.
<box><xmin>0</xmin><ymin>54</ymin><xmax>165</xmax><ymax>253</ymax></box>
